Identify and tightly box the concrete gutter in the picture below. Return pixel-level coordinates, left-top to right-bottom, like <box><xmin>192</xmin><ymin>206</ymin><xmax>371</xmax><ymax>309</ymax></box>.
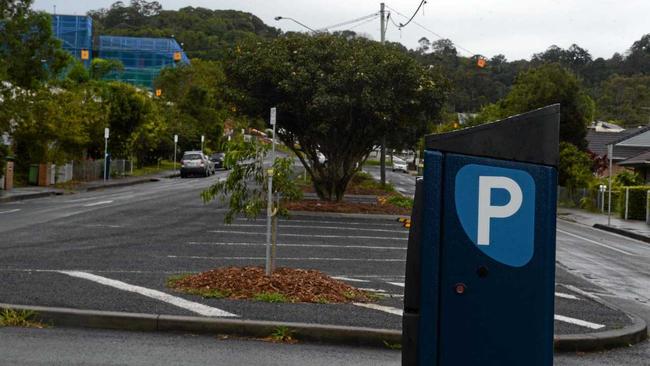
<box><xmin>593</xmin><ymin>223</ymin><xmax>650</xmax><ymax>244</ymax></box>
<box><xmin>0</xmin><ymin>191</ymin><xmax>61</xmax><ymax>203</ymax></box>
<box><xmin>0</xmin><ymin>304</ymin><xmax>400</xmax><ymax>348</ymax></box>
<box><xmin>1</xmin><ymin>303</ymin><xmax>645</xmax><ymax>352</ymax></box>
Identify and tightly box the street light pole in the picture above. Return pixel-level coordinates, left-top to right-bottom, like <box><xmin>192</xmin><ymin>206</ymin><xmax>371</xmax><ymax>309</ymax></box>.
<box><xmin>274</xmin><ymin>16</ymin><xmax>318</xmax><ymax>33</ymax></box>
<box><xmin>266</xmin><ymin>107</ymin><xmax>277</xmax><ymax>275</ymax></box>
<box><xmin>379</xmin><ymin>2</ymin><xmax>387</xmax><ymax>186</ymax></box>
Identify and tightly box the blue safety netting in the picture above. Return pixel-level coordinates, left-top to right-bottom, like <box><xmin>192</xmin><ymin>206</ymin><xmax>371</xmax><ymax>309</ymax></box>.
<box><xmin>98</xmin><ymin>35</ymin><xmax>190</xmax><ymax>89</ymax></box>
<box><xmin>51</xmin><ymin>15</ymin><xmax>93</xmax><ymax>67</ymax></box>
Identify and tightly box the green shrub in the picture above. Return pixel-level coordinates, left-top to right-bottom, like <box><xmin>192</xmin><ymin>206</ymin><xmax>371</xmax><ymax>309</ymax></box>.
<box><xmin>617</xmin><ymin>186</ymin><xmax>650</xmax><ymax>220</ymax></box>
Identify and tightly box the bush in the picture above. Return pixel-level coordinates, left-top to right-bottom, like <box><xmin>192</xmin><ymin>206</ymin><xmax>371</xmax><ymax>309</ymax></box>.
<box><xmin>617</xmin><ymin>186</ymin><xmax>650</xmax><ymax>220</ymax></box>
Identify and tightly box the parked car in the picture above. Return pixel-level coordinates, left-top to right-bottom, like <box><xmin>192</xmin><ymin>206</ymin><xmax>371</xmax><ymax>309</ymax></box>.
<box><xmin>209</xmin><ymin>152</ymin><xmax>227</xmax><ymax>170</ymax></box>
<box><xmin>392</xmin><ymin>157</ymin><xmax>408</xmax><ymax>173</ymax></box>
<box><xmin>180</xmin><ymin>151</ymin><xmax>213</xmax><ymax>178</ymax></box>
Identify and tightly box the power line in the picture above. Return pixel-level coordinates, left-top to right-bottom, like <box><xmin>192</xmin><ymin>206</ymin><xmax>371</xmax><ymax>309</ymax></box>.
<box><xmin>347</xmin><ymin>15</ymin><xmax>380</xmax><ymax>31</ymax></box>
<box><xmin>396</xmin><ymin>0</ymin><xmax>427</xmax><ymax>29</ymax></box>
<box><xmin>386</xmin><ymin>4</ymin><xmax>479</xmax><ymax>56</ymax></box>
<box><xmin>319</xmin><ymin>13</ymin><xmax>379</xmax><ymax>32</ymax></box>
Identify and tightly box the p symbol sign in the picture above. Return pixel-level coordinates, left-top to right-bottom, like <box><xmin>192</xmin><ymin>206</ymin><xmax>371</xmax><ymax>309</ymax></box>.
<box><xmin>455</xmin><ymin>164</ymin><xmax>535</xmax><ymax>267</ymax></box>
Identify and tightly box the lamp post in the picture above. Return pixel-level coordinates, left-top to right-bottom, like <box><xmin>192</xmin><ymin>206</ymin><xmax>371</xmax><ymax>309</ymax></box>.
<box><xmin>274</xmin><ymin>16</ymin><xmax>318</xmax><ymax>33</ymax></box>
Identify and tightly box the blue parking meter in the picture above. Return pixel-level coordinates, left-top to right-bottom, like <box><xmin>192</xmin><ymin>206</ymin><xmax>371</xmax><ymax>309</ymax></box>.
<box><xmin>402</xmin><ymin>105</ymin><xmax>560</xmax><ymax>366</ymax></box>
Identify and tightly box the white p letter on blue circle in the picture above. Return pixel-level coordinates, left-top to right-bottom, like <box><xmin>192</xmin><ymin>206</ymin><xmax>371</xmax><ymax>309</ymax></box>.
<box><xmin>455</xmin><ymin>164</ymin><xmax>535</xmax><ymax>267</ymax></box>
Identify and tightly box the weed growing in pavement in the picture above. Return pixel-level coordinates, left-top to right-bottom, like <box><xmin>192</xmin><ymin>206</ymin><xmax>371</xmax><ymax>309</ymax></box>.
<box><xmin>0</xmin><ymin>309</ymin><xmax>45</xmax><ymax>328</ymax></box>
<box><xmin>363</xmin><ymin>291</ymin><xmax>386</xmax><ymax>301</ymax></box>
<box><xmin>270</xmin><ymin>326</ymin><xmax>295</xmax><ymax>343</ymax></box>
<box><xmin>383</xmin><ymin>340</ymin><xmax>402</xmax><ymax>350</ymax></box>
<box><xmin>165</xmin><ymin>273</ymin><xmax>194</xmax><ymax>287</ymax></box>
<box><xmin>315</xmin><ymin>296</ymin><xmax>331</xmax><ymax>304</ymax></box>
<box><xmin>253</xmin><ymin>292</ymin><xmax>290</xmax><ymax>303</ymax></box>
<box><xmin>186</xmin><ymin>288</ymin><xmax>230</xmax><ymax>299</ymax></box>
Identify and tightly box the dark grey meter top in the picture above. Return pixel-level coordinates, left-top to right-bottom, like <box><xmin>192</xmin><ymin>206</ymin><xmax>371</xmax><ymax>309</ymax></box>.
<box><xmin>425</xmin><ymin>104</ymin><xmax>560</xmax><ymax>167</ymax></box>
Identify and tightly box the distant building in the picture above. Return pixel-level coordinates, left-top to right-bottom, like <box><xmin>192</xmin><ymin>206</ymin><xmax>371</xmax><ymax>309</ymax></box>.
<box><xmin>50</xmin><ymin>14</ymin><xmax>189</xmax><ymax>89</ymax></box>
<box><xmin>587</xmin><ymin>124</ymin><xmax>650</xmax><ymax>182</ymax></box>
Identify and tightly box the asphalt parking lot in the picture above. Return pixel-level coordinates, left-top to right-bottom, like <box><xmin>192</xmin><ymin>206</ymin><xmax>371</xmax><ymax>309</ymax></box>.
<box><xmin>0</xmin><ymin>180</ymin><xmax>631</xmax><ymax>335</ymax></box>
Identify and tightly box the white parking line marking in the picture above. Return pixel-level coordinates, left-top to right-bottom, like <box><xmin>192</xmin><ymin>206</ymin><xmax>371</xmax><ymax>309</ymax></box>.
<box><xmin>83</xmin><ymin>200</ymin><xmax>114</xmax><ymax>207</ymax></box>
<box><xmin>554</xmin><ymin>314</ymin><xmax>605</xmax><ymax>330</ymax></box>
<box><xmin>555</xmin><ymin>292</ymin><xmax>580</xmax><ymax>300</ymax></box>
<box><xmin>221</xmin><ymin>224</ymin><xmax>405</xmax><ymax>233</ymax></box>
<box><xmin>208</xmin><ymin>230</ymin><xmax>407</xmax><ymax>241</ymax></box>
<box><xmin>168</xmin><ymin>255</ymin><xmax>405</xmax><ymax>262</ymax></box>
<box><xmin>0</xmin><ymin>209</ymin><xmax>21</xmax><ymax>214</ymax></box>
<box><xmin>557</xmin><ymin>229</ymin><xmax>634</xmax><ymax>256</ymax></box>
<box><xmin>59</xmin><ymin>271</ymin><xmax>236</xmax><ymax>318</ymax></box>
<box><xmin>353</xmin><ymin>303</ymin><xmax>403</xmax><ymax>316</ymax></box>
<box><xmin>388</xmin><ymin>282</ymin><xmax>405</xmax><ymax>288</ymax></box>
<box><xmin>188</xmin><ymin>242</ymin><xmax>405</xmax><ymax>250</ymax></box>
<box><xmin>331</xmin><ymin>276</ymin><xmax>371</xmax><ymax>283</ymax></box>
<box><xmin>271</xmin><ymin>219</ymin><xmax>397</xmax><ymax>227</ymax></box>
<box><xmin>358</xmin><ymin>288</ymin><xmax>387</xmax><ymax>293</ymax></box>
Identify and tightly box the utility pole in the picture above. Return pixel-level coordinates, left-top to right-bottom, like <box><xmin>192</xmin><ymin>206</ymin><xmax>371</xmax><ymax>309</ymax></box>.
<box><xmin>103</xmin><ymin>128</ymin><xmax>109</xmax><ymax>182</ymax></box>
<box><xmin>379</xmin><ymin>2</ymin><xmax>387</xmax><ymax>186</ymax></box>
<box><xmin>607</xmin><ymin>144</ymin><xmax>613</xmax><ymax>226</ymax></box>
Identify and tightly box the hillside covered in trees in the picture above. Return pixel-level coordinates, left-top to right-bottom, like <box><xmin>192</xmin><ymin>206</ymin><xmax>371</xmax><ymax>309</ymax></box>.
<box><xmin>90</xmin><ymin>1</ymin><xmax>650</xmax><ymax>127</ymax></box>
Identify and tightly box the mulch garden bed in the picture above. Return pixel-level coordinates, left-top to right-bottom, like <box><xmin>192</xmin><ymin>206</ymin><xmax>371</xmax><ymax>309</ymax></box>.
<box><xmin>284</xmin><ymin>199</ymin><xmax>410</xmax><ymax>215</ymax></box>
<box><xmin>168</xmin><ymin>266</ymin><xmax>376</xmax><ymax>304</ymax></box>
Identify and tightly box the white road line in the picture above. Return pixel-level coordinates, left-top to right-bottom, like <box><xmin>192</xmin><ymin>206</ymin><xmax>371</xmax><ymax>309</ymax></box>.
<box><xmin>59</xmin><ymin>271</ymin><xmax>236</xmax><ymax>317</ymax></box>
<box><xmin>188</xmin><ymin>242</ymin><xmax>405</xmax><ymax>250</ymax></box>
<box><xmin>331</xmin><ymin>276</ymin><xmax>371</xmax><ymax>283</ymax></box>
<box><xmin>555</xmin><ymin>292</ymin><xmax>580</xmax><ymax>300</ymax></box>
<box><xmin>557</xmin><ymin>229</ymin><xmax>635</xmax><ymax>256</ymax></box>
<box><xmin>221</xmin><ymin>224</ymin><xmax>405</xmax><ymax>233</ymax></box>
<box><xmin>388</xmin><ymin>282</ymin><xmax>405</xmax><ymax>288</ymax></box>
<box><xmin>0</xmin><ymin>209</ymin><xmax>21</xmax><ymax>214</ymax></box>
<box><xmin>353</xmin><ymin>303</ymin><xmax>403</xmax><ymax>316</ymax></box>
<box><xmin>168</xmin><ymin>255</ymin><xmax>405</xmax><ymax>262</ymax></box>
<box><xmin>554</xmin><ymin>314</ymin><xmax>605</xmax><ymax>330</ymax></box>
<box><xmin>83</xmin><ymin>200</ymin><xmax>114</xmax><ymax>207</ymax></box>
<box><xmin>207</xmin><ymin>230</ymin><xmax>407</xmax><ymax>241</ymax></box>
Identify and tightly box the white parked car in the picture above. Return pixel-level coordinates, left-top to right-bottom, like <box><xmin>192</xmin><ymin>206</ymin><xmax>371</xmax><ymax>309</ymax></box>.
<box><xmin>392</xmin><ymin>157</ymin><xmax>408</xmax><ymax>173</ymax></box>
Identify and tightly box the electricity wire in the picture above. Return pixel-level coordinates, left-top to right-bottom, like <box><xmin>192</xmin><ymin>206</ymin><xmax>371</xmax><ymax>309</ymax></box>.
<box><xmin>346</xmin><ymin>15</ymin><xmax>380</xmax><ymax>31</ymax></box>
<box><xmin>397</xmin><ymin>0</ymin><xmax>427</xmax><ymax>28</ymax></box>
<box><xmin>319</xmin><ymin>12</ymin><xmax>379</xmax><ymax>32</ymax></box>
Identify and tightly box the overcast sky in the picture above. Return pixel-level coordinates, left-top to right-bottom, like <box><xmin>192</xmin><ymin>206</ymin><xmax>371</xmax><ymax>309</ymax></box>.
<box><xmin>33</xmin><ymin>0</ymin><xmax>650</xmax><ymax>61</ymax></box>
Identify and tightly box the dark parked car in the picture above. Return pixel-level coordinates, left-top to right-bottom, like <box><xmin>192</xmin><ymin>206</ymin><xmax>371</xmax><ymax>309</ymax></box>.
<box><xmin>180</xmin><ymin>151</ymin><xmax>213</xmax><ymax>178</ymax></box>
<box><xmin>209</xmin><ymin>152</ymin><xmax>227</xmax><ymax>170</ymax></box>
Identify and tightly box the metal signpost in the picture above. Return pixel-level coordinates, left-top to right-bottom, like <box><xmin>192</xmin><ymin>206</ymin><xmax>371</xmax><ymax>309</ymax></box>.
<box><xmin>103</xmin><ymin>128</ymin><xmax>109</xmax><ymax>182</ymax></box>
<box><xmin>402</xmin><ymin>105</ymin><xmax>560</xmax><ymax>366</ymax></box>
<box><xmin>201</xmin><ymin>135</ymin><xmax>205</xmax><ymax>152</ymax></box>
<box><xmin>607</xmin><ymin>144</ymin><xmax>613</xmax><ymax>226</ymax></box>
<box><xmin>173</xmin><ymin>134</ymin><xmax>178</xmax><ymax>171</ymax></box>
<box><xmin>265</xmin><ymin>107</ymin><xmax>277</xmax><ymax>276</ymax></box>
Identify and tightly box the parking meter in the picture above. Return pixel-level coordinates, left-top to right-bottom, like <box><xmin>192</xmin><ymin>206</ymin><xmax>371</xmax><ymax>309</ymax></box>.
<box><xmin>403</xmin><ymin>105</ymin><xmax>560</xmax><ymax>366</ymax></box>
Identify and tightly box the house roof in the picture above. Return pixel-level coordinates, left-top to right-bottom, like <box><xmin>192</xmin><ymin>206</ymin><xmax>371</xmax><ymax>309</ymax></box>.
<box><xmin>610</xmin><ymin>125</ymin><xmax>650</xmax><ymax>146</ymax></box>
<box><xmin>618</xmin><ymin>151</ymin><xmax>650</xmax><ymax>166</ymax></box>
<box><xmin>586</xmin><ymin>129</ymin><xmax>635</xmax><ymax>157</ymax></box>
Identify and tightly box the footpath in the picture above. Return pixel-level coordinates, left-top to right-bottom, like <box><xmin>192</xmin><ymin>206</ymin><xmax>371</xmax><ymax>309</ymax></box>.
<box><xmin>0</xmin><ymin>170</ymin><xmax>178</xmax><ymax>203</ymax></box>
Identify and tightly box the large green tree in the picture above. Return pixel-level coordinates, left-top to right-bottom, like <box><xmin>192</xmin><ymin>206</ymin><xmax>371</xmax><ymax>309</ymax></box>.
<box><xmin>597</xmin><ymin>74</ymin><xmax>650</xmax><ymax>126</ymax></box>
<box><xmin>225</xmin><ymin>34</ymin><xmax>448</xmax><ymax>201</ymax></box>
<box><xmin>476</xmin><ymin>64</ymin><xmax>595</xmax><ymax>149</ymax></box>
<box><xmin>0</xmin><ymin>0</ymin><xmax>70</xmax><ymax>89</ymax></box>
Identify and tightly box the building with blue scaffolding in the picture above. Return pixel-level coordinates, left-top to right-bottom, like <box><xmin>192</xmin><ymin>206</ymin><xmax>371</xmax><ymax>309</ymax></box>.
<box><xmin>50</xmin><ymin>14</ymin><xmax>189</xmax><ymax>89</ymax></box>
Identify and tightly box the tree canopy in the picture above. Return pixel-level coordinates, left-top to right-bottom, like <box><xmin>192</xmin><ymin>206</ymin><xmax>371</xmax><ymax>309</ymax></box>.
<box><xmin>225</xmin><ymin>33</ymin><xmax>448</xmax><ymax>201</ymax></box>
<box><xmin>475</xmin><ymin>64</ymin><xmax>595</xmax><ymax>150</ymax></box>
